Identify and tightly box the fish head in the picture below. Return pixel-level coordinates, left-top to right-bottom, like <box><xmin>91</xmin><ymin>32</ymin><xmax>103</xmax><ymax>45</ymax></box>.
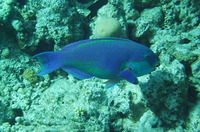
<box><xmin>127</xmin><ymin>49</ymin><xmax>158</xmax><ymax>77</ymax></box>
<box><xmin>143</xmin><ymin>49</ymin><xmax>159</xmax><ymax>69</ymax></box>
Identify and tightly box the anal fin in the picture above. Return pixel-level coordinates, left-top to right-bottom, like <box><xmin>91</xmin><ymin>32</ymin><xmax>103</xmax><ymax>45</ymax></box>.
<box><xmin>105</xmin><ymin>79</ymin><xmax>120</xmax><ymax>89</ymax></box>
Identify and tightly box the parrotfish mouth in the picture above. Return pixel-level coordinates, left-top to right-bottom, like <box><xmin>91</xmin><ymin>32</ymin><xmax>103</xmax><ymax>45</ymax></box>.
<box><xmin>153</xmin><ymin>61</ymin><xmax>160</xmax><ymax>68</ymax></box>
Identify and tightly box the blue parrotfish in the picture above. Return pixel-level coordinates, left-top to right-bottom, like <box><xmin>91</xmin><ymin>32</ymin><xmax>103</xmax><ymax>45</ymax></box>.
<box><xmin>33</xmin><ymin>37</ymin><xmax>158</xmax><ymax>88</ymax></box>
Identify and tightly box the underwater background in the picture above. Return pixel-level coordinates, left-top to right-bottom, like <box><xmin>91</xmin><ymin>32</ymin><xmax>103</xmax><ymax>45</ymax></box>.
<box><xmin>0</xmin><ymin>0</ymin><xmax>200</xmax><ymax>131</ymax></box>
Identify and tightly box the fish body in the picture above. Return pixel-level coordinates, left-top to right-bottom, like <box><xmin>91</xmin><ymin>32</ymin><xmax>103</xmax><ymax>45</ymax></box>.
<box><xmin>33</xmin><ymin>38</ymin><xmax>158</xmax><ymax>88</ymax></box>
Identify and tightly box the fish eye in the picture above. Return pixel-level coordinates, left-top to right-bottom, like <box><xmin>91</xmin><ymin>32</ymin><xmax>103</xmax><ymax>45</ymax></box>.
<box><xmin>144</xmin><ymin>54</ymin><xmax>149</xmax><ymax>59</ymax></box>
<box><xmin>145</xmin><ymin>55</ymin><xmax>149</xmax><ymax>59</ymax></box>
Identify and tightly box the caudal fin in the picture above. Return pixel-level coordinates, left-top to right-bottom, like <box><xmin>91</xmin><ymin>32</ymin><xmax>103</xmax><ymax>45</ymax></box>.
<box><xmin>32</xmin><ymin>51</ymin><xmax>63</xmax><ymax>76</ymax></box>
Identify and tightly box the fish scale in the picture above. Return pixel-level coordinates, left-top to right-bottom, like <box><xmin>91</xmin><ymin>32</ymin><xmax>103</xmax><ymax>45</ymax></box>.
<box><xmin>33</xmin><ymin>37</ymin><xmax>158</xmax><ymax>88</ymax></box>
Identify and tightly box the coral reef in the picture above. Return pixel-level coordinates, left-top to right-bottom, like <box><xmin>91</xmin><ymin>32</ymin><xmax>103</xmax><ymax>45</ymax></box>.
<box><xmin>131</xmin><ymin>6</ymin><xmax>163</xmax><ymax>43</ymax></box>
<box><xmin>90</xmin><ymin>3</ymin><xmax>127</xmax><ymax>38</ymax></box>
<box><xmin>4</xmin><ymin>0</ymin><xmax>88</xmax><ymax>53</ymax></box>
<box><xmin>0</xmin><ymin>0</ymin><xmax>15</xmax><ymax>24</ymax></box>
<box><xmin>0</xmin><ymin>0</ymin><xmax>200</xmax><ymax>131</ymax></box>
<box><xmin>95</xmin><ymin>17</ymin><xmax>122</xmax><ymax>37</ymax></box>
<box><xmin>140</xmin><ymin>59</ymin><xmax>188</xmax><ymax>126</ymax></box>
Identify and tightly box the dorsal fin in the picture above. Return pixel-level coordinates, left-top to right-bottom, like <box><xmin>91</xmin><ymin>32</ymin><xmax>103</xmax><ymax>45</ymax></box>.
<box><xmin>61</xmin><ymin>37</ymin><xmax>132</xmax><ymax>51</ymax></box>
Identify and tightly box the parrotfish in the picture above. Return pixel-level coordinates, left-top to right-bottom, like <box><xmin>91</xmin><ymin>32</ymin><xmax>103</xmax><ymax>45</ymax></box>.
<box><xmin>33</xmin><ymin>37</ymin><xmax>158</xmax><ymax>88</ymax></box>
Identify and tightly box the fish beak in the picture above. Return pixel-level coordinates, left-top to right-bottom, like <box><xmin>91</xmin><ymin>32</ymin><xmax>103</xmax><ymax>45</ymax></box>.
<box><xmin>153</xmin><ymin>61</ymin><xmax>159</xmax><ymax>69</ymax></box>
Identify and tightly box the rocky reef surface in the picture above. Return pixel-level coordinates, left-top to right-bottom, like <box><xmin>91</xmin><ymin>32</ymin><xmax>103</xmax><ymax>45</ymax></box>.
<box><xmin>0</xmin><ymin>0</ymin><xmax>200</xmax><ymax>131</ymax></box>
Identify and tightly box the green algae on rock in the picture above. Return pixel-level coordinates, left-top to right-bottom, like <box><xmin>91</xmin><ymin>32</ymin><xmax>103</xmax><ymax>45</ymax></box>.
<box><xmin>1</xmin><ymin>48</ymin><xmax>10</xmax><ymax>58</ymax></box>
<box><xmin>23</xmin><ymin>68</ymin><xmax>38</xmax><ymax>83</ymax></box>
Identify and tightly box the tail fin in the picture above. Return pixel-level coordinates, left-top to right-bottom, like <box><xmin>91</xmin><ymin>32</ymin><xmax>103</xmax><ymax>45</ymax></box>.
<box><xmin>32</xmin><ymin>51</ymin><xmax>64</xmax><ymax>76</ymax></box>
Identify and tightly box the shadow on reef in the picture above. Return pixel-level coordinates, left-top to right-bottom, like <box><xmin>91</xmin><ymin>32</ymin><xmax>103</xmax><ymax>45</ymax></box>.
<box><xmin>139</xmin><ymin>59</ymin><xmax>199</xmax><ymax>128</ymax></box>
<box><xmin>0</xmin><ymin>100</ymin><xmax>23</xmax><ymax>126</ymax></box>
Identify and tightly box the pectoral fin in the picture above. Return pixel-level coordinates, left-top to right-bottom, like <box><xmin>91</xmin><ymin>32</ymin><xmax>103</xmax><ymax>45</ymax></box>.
<box><xmin>105</xmin><ymin>79</ymin><xmax>120</xmax><ymax>89</ymax></box>
<box><xmin>119</xmin><ymin>67</ymin><xmax>138</xmax><ymax>84</ymax></box>
<box><xmin>62</xmin><ymin>66</ymin><xmax>93</xmax><ymax>79</ymax></box>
